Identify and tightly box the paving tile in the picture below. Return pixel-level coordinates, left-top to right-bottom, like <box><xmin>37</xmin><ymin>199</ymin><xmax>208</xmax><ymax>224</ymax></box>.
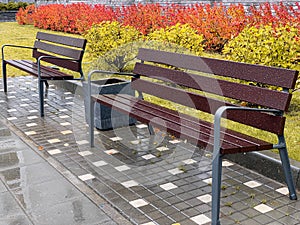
<box><xmin>48</xmin><ymin>149</ymin><xmax>62</xmax><ymax>155</ymax></box>
<box><xmin>121</xmin><ymin>180</ymin><xmax>139</xmax><ymax>188</ymax></box>
<box><xmin>190</xmin><ymin>214</ymin><xmax>211</xmax><ymax>225</ymax></box>
<box><xmin>160</xmin><ymin>182</ymin><xmax>178</xmax><ymax>191</ymax></box>
<box><xmin>129</xmin><ymin>198</ymin><xmax>149</xmax><ymax>208</ymax></box>
<box><xmin>254</xmin><ymin>204</ymin><xmax>274</xmax><ymax>213</ymax></box>
<box><xmin>78</xmin><ymin>174</ymin><xmax>96</xmax><ymax>181</ymax></box>
<box><xmin>197</xmin><ymin>194</ymin><xmax>212</xmax><ymax>203</ymax></box>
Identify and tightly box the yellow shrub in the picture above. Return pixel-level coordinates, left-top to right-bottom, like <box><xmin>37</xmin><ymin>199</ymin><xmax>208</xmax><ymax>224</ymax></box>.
<box><xmin>147</xmin><ymin>23</ymin><xmax>204</xmax><ymax>55</ymax></box>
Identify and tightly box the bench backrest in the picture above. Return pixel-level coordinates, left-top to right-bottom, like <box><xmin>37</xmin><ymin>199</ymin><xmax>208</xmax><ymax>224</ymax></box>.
<box><xmin>132</xmin><ymin>48</ymin><xmax>299</xmax><ymax>135</ymax></box>
<box><xmin>32</xmin><ymin>32</ymin><xmax>87</xmax><ymax>73</ymax></box>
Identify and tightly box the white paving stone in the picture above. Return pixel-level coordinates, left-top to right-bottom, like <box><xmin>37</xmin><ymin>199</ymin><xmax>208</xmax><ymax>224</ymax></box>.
<box><xmin>203</xmin><ymin>178</ymin><xmax>212</xmax><ymax>185</ymax></box>
<box><xmin>105</xmin><ymin>149</ymin><xmax>119</xmax><ymax>155</ymax></box>
<box><xmin>25</xmin><ymin>131</ymin><xmax>36</xmax><ymax>136</ymax></box>
<box><xmin>156</xmin><ymin>146</ymin><xmax>169</xmax><ymax>151</ymax></box>
<box><xmin>76</xmin><ymin>140</ymin><xmax>89</xmax><ymax>145</ymax></box>
<box><xmin>168</xmin><ymin>168</ymin><xmax>184</xmax><ymax>175</ymax></box>
<box><xmin>182</xmin><ymin>159</ymin><xmax>197</xmax><ymax>165</ymax></box>
<box><xmin>197</xmin><ymin>194</ymin><xmax>212</xmax><ymax>203</ymax></box>
<box><xmin>78</xmin><ymin>151</ymin><xmax>93</xmax><ymax>156</ymax></box>
<box><xmin>110</xmin><ymin>136</ymin><xmax>123</xmax><ymax>141</ymax></box>
<box><xmin>160</xmin><ymin>182</ymin><xmax>178</xmax><ymax>191</ymax></box>
<box><xmin>222</xmin><ymin>160</ymin><xmax>234</xmax><ymax>167</ymax></box>
<box><xmin>93</xmin><ymin>161</ymin><xmax>108</xmax><ymax>167</ymax></box>
<box><xmin>142</xmin><ymin>154</ymin><xmax>156</xmax><ymax>160</ymax></box>
<box><xmin>78</xmin><ymin>174</ymin><xmax>95</xmax><ymax>181</ymax></box>
<box><xmin>121</xmin><ymin>180</ymin><xmax>139</xmax><ymax>188</ymax></box>
<box><xmin>276</xmin><ymin>187</ymin><xmax>289</xmax><ymax>195</ymax></box>
<box><xmin>115</xmin><ymin>165</ymin><xmax>130</xmax><ymax>172</ymax></box>
<box><xmin>136</xmin><ymin>124</ymin><xmax>148</xmax><ymax>129</ymax></box>
<box><xmin>48</xmin><ymin>149</ymin><xmax>62</xmax><ymax>155</ymax></box>
<box><xmin>47</xmin><ymin>138</ymin><xmax>61</xmax><ymax>144</ymax></box>
<box><xmin>129</xmin><ymin>199</ymin><xmax>149</xmax><ymax>208</ymax></box>
<box><xmin>61</xmin><ymin>130</ymin><xmax>73</xmax><ymax>135</ymax></box>
<box><xmin>244</xmin><ymin>180</ymin><xmax>262</xmax><ymax>188</ymax></box>
<box><xmin>254</xmin><ymin>204</ymin><xmax>273</xmax><ymax>213</ymax></box>
<box><xmin>191</xmin><ymin>214</ymin><xmax>211</xmax><ymax>225</ymax></box>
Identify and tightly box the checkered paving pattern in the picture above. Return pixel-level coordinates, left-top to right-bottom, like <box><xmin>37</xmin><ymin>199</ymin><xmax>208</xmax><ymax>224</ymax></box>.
<box><xmin>0</xmin><ymin>76</ymin><xmax>299</xmax><ymax>225</ymax></box>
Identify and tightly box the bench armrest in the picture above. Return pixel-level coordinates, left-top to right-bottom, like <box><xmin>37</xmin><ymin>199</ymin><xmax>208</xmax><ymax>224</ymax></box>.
<box><xmin>1</xmin><ymin>44</ymin><xmax>34</xmax><ymax>60</ymax></box>
<box><xmin>37</xmin><ymin>55</ymin><xmax>81</xmax><ymax>79</ymax></box>
<box><xmin>213</xmin><ymin>106</ymin><xmax>281</xmax><ymax>158</ymax></box>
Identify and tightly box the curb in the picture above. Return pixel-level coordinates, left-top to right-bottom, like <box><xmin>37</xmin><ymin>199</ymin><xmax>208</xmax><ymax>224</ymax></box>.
<box><xmin>224</xmin><ymin>151</ymin><xmax>300</xmax><ymax>191</ymax></box>
<box><xmin>54</xmin><ymin>79</ymin><xmax>300</xmax><ymax>191</ymax></box>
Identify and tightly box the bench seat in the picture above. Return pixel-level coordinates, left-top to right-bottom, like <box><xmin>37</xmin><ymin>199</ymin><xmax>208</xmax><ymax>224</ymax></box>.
<box><xmin>4</xmin><ymin>60</ymin><xmax>74</xmax><ymax>80</ymax></box>
<box><xmin>92</xmin><ymin>93</ymin><xmax>274</xmax><ymax>154</ymax></box>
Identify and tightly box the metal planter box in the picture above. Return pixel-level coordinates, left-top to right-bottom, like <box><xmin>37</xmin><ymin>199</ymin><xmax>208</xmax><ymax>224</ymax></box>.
<box><xmin>83</xmin><ymin>78</ymin><xmax>136</xmax><ymax>130</ymax></box>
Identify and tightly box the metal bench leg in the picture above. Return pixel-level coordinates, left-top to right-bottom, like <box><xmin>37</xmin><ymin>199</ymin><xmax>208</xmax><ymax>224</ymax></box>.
<box><xmin>44</xmin><ymin>80</ymin><xmax>49</xmax><ymax>97</ymax></box>
<box><xmin>89</xmin><ymin>98</ymin><xmax>95</xmax><ymax>147</ymax></box>
<box><xmin>2</xmin><ymin>60</ymin><xmax>7</xmax><ymax>92</ymax></box>
<box><xmin>148</xmin><ymin>124</ymin><xmax>155</xmax><ymax>135</ymax></box>
<box><xmin>278</xmin><ymin>135</ymin><xmax>297</xmax><ymax>200</ymax></box>
<box><xmin>39</xmin><ymin>79</ymin><xmax>44</xmax><ymax>117</ymax></box>
<box><xmin>212</xmin><ymin>153</ymin><xmax>222</xmax><ymax>225</ymax></box>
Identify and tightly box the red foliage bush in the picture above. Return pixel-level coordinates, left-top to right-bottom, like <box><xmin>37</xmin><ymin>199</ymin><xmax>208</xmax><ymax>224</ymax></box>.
<box><xmin>16</xmin><ymin>2</ymin><xmax>300</xmax><ymax>52</ymax></box>
<box><xmin>31</xmin><ymin>3</ymin><xmax>117</xmax><ymax>34</ymax></box>
<box><xmin>16</xmin><ymin>4</ymin><xmax>35</xmax><ymax>25</ymax></box>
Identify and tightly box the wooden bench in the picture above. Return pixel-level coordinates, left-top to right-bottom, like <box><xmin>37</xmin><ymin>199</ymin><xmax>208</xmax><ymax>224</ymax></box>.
<box><xmin>88</xmin><ymin>48</ymin><xmax>298</xmax><ymax>225</ymax></box>
<box><xmin>1</xmin><ymin>31</ymin><xmax>87</xmax><ymax>116</ymax></box>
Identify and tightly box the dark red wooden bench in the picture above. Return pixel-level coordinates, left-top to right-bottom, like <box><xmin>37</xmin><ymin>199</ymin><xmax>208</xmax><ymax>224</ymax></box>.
<box><xmin>88</xmin><ymin>48</ymin><xmax>298</xmax><ymax>225</ymax></box>
<box><xmin>1</xmin><ymin>31</ymin><xmax>87</xmax><ymax>116</ymax></box>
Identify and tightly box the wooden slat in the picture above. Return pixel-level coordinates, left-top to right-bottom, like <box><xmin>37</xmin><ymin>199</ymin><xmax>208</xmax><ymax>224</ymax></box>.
<box><xmin>133</xmin><ymin>63</ymin><xmax>292</xmax><ymax>111</ymax></box>
<box><xmin>130</xmin><ymin>78</ymin><xmax>286</xmax><ymax>134</ymax></box>
<box><xmin>119</xmin><ymin>93</ymin><xmax>285</xmax><ymax>136</ymax></box>
<box><xmin>32</xmin><ymin>50</ymin><xmax>81</xmax><ymax>72</ymax></box>
<box><xmin>5</xmin><ymin>60</ymin><xmax>74</xmax><ymax>80</ymax></box>
<box><xmin>36</xmin><ymin>32</ymin><xmax>87</xmax><ymax>49</ymax></box>
<box><xmin>137</xmin><ymin>48</ymin><xmax>298</xmax><ymax>89</ymax></box>
<box><xmin>34</xmin><ymin>41</ymin><xmax>83</xmax><ymax>60</ymax></box>
<box><xmin>92</xmin><ymin>94</ymin><xmax>273</xmax><ymax>154</ymax></box>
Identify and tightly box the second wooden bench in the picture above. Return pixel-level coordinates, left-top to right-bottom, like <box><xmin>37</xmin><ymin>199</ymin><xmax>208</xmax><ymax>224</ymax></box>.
<box><xmin>2</xmin><ymin>32</ymin><xmax>87</xmax><ymax>116</ymax></box>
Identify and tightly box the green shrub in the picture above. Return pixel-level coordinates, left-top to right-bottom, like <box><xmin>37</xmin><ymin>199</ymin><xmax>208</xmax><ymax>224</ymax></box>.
<box><xmin>0</xmin><ymin>2</ymin><xmax>30</xmax><ymax>11</ymax></box>
<box><xmin>223</xmin><ymin>24</ymin><xmax>300</xmax><ymax>70</ymax></box>
<box><xmin>147</xmin><ymin>23</ymin><xmax>204</xmax><ymax>55</ymax></box>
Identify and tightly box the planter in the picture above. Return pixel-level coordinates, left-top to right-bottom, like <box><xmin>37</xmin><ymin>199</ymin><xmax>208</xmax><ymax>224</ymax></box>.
<box><xmin>83</xmin><ymin>78</ymin><xmax>136</xmax><ymax>130</ymax></box>
<box><xmin>0</xmin><ymin>10</ymin><xmax>17</xmax><ymax>22</ymax></box>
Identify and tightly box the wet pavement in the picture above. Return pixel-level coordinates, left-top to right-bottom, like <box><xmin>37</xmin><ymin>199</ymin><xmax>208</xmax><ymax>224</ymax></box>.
<box><xmin>0</xmin><ymin>76</ymin><xmax>299</xmax><ymax>225</ymax></box>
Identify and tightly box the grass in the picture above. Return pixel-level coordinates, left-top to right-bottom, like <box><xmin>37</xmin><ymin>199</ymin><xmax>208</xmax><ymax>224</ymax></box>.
<box><xmin>0</xmin><ymin>22</ymin><xmax>299</xmax><ymax>161</ymax></box>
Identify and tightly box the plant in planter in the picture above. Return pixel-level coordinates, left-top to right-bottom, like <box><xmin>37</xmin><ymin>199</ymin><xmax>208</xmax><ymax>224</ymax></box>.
<box><xmin>0</xmin><ymin>2</ymin><xmax>32</xmax><ymax>22</ymax></box>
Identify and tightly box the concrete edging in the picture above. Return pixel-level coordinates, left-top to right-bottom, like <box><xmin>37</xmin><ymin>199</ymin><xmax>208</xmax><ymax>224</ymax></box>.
<box><xmin>224</xmin><ymin>151</ymin><xmax>300</xmax><ymax>191</ymax></box>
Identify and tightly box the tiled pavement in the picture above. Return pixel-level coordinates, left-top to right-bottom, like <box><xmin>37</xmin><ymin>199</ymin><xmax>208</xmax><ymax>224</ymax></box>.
<box><xmin>0</xmin><ymin>76</ymin><xmax>299</xmax><ymax>225</ymax></box>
